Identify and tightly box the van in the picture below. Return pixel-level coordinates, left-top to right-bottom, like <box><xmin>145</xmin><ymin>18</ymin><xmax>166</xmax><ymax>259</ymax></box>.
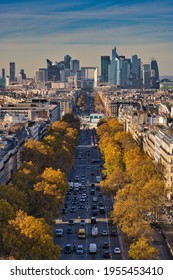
<box><xmin>89</xmin><ymin>243</ymin><xmax>97</xmax><ymax>254</ymax></box>
<box><xmin>78</xmin><ymin>228</ymin><xmax>86</xmax><ymax>239</ymax></box>
<box><xmin>92</xmin><ymin>196</ymin><xmax>97</xmax><ymax>202</ymax></box>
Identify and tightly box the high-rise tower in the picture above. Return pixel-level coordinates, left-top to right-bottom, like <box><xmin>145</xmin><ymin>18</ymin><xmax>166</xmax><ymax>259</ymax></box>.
<box><xmin>150</xmin><ymin>58</ymin><xmax>159</xmax><ymax>89</ymax></box>
<box><xmin>101</xmin><ymin>56</ymin><xmax>110</xmax><ymax>82</ymax></box>
<box><xmin>9</xmin><ymin>62</ymin><xmax>15</xmax><ymax>82</ymax></box>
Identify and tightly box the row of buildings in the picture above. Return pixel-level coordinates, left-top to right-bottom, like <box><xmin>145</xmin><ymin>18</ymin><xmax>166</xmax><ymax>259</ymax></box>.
<box><xmin>97</xmin><ymin>86</ymin><xmax>173</xmax><ymax>201</ymax></box>
<box><xmin>0</xmin><ymin>89</ymin><xmax>77</xmax><ymax>185</ymax></box>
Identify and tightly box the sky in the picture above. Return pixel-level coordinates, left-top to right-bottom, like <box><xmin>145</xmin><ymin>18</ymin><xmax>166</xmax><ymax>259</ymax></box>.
<box><xmin>0</xmin><ymin>0</ymin><xmax>173</xmax><ymax>77</ymax></box>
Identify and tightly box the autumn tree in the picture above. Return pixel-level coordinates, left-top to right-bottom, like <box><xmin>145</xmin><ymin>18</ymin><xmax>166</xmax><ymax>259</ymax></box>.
<box><xmin>128</xmin><ymin>235</ymin><xmax>159</xmax><ymax>260</ymax></box>
<box><xmin>2</xmin><ymin>210</ymin><xmax>60</xmax><ymax>260</ymax></box>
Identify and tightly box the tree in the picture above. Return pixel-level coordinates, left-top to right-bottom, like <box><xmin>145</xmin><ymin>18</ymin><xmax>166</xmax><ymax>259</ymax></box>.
<box><xmin>128</xmin><ymin>235</ymin><xmax>159</xmax><ymax>260</ymax></box>
<box><xmin>0</xmin><ymin>184</ymin><xmax>28</xmax><ymax>212</ymax></box>
<box><xmin>2</xmin><ymin>210</ymin><xmax>60</xmax><ymax>260</ymax></box>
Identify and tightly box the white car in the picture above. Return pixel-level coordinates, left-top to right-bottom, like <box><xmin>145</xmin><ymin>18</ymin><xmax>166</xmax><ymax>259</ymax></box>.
<box><xmin>114</xmin><ymin>247</ymin><xmax>121</xmax><ymax>254</ymax></box>
<box><xmin>101</xmin><ymin>230</ymin><xmax>108</xmax><ymax>236</ymax></box>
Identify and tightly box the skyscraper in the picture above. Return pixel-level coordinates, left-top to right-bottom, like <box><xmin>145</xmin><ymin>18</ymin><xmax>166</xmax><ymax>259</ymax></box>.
<box><xmin>131</xmin><ymin>55</ymin><xmax>141</xmax><ymax>80</ymax></box>
<box><xmin>2</xmin><ymin>68</ymin><xmax>5</xmax><ymax>79</ymax></box>
<box><xmin>9</xmin><ymin>62</ymin><xmax>15</xmax><ymax>83</ymax></box>
<box><xmin>64</xmin><ymin>55</ymin><xmax>72</xmax><ymax>70</ymax></box>
<box><xmin>112</xmin><ymin>46</ymin><xmax>118</xmax><ymax>62</ymax></box>
<box><xmin>150</xmin><ymin>58</ymin><xmax>160</xmax><ymax>89</ymax></box>
<box><xmin>72</xmin><ymin>60</ymin><xmax>80</xmax><ymax>75</ymax></box>
<box><xmin>101</xmin><ymin>56</ymin><xmax>110</xmax><ymax>82</ymax></box>
<box><xmin>143</xmin><ymin>64</ymin><xmax>150</xmax><ymax>89</ymax></box>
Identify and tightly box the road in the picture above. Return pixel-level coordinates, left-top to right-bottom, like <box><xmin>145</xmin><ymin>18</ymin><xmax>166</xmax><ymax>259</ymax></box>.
<box><xmin>54</xmin><ymin>128</ymin><xmax>122</xmax><ymax>260</ymax></box>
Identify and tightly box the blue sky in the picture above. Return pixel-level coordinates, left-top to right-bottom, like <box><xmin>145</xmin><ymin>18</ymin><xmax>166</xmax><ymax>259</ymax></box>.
<box><xmin>0</xmin><ymin>0</ymin><xmax>173</xmax><ymax>77</ymax></box>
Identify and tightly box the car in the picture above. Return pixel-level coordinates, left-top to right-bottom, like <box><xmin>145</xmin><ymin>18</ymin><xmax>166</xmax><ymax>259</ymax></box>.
<box><xmin>64</xmin><ymin>244</ymin><xmax>72</xmax><ymax>254</ymax></box>
<box><xmin>61</xmin><ymin>208</ymin><xmax>66</xmax><ymax>214</ymax></box>
<box><xmin>70</xmin><ymin>206</ymin><xmax>76</xmax><ymax>213</ymax></box>
<box><xmin>67</xmin><ymin>228</ymin><xmax>73</xmax><ymax>234</ymax></box>
<box><xmin>92</xmin><ymin>210</ymin><xmax>98</xmax><ymax>216</ymax></box>
<box><xmin>80</xmin><ymin>198</ymin><xmax>85</xmax><ymax>203</ymax></box>
<box><xmin>68</xmin><ymin>219</ymin><xmax>74</xmax><ymax>225</ymax></box>
<box><xmin>76</xmin><ymin>245</ymin><xmax>84</xmax><ymax>255</ymax></box>
<box><xmin>80</xmin><ymin>219</ymin><xmax>86</xmax><ymax>226</ymax></box>
<box><xmin>78</xmin><ymin>205</ymin><xmax>84</xmax><ymax>209</ymax></box>
<box><xmin>103</xmin><ymin>251</ymin><xmax>111</xmax><ymax>258</ymax></box>
<box><xmin>91</xmin><ymin>217</ymin><xmax>96</xmax><ymax>224</ymax></box>
<box><xmin>110</xmin><ymin>230</ymin><xmax>117</xmax><ymax>236</ymax></box>
<box><xmin>92</xmin><ymin>204</ymin><xmax>97</xmax><ymax>209</ymax></box>
<box><xmin>99</xmin><ymin>207</ymin><xmax>105</xmax><ymax>214</ymax></box>
<box><xmin>113</xmin><ymin>247</ymin><xmax>121</xmax><ymax>254</ymax></box>
<box><xmin>103</xmin><ymin>242</ymin><xmax>109</xmax><ymax>249</ymax></box>
<box><xmin>55</xmin><ymin>229</ymin><xmax>63</xmax><ymax>237</ymax></box>
<box><xmin>101</xmin><ymin>230</ymin><xmax>108</xmax><ymax>236</ymax></box>
<box><xmin>99</xmin><ymin>201</ymin><xmax>104</xmax><ymax>206</ymax></box>
<box><xmin>87</xmin><ymin>165</ymin><xmax>90</xmax><ymax>168</ymax></box>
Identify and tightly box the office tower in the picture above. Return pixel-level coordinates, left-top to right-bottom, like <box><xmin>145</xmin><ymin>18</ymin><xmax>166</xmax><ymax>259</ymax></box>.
<box><xmin>131</xmin><ymin>55</ymin><xmax>141</xmax><ymax>80</ymax></box>
<box><xmin>64</xmin><ymin>55</ymin><xmax>72</xmax><ymax>70</ymax></box>
<box><xmin>72</xmin><ymin>60</ymin><xmax>80</xmax><ymax>75</ymax></box>
<box><xmin>101</xmin><ymin>56</ymin><xmax>110</xmax><ymax>82</ymax></box>
<box><xmin>108</xmin><ymin>60</ymin><xmax>117</xmax><ymax>84</ymax></box>
<box><xmin>35</xmin><ymin>68</ymin><xmax>48</xmax><ymax>83</ymax></box>
<box><xmin>47</xmin><ymin>63</ymin><xmax>60</xmax><ymax>81</ymax></box>
<box><xmin>2</xmin><ymin>68</ymin><xmax>5</xmax><ymax>79</ymax></box>
<box><xmin>46</xmin><ymin>59</ymin><xmax>52</xmax><ymax>68</ymax></box>
<box><xmin>150</xmin><ymin>58</ymin><xmax>160</xmax><ymax>89</ymax></box>
<box><xmin>143</xmin><ymin>64</ymin><xmax>151</xmax><ymax>89</ymax></box>
<box><xmin>60</xmin><ymin>69</ymin><xmax>70</xmax><ymax>82</ymax></box>
<box><xmin>9</xmin><ymin>62</ymin><xmax>15</xmax><ymax>82</ymax></box>
<box><xmin>19</xmin><ymin>69</ymin><xmax>26</xmax><ymax>80</ymax></box>
<box><xmin>112</xmin><ymin>46</ymin><xmax>119</xmax><ymax>62</ymax></box>
<box><xmin>116</xmin><ymin>56</ymin><xmax>131</xmax><ymax>88</ymax></box>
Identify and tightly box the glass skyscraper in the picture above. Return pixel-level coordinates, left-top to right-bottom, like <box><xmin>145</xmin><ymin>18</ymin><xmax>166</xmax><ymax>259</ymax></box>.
<box><xmin>101</xmin><ymin>56</ymin><xmax>110</xmax><ymax>82</ymax></box>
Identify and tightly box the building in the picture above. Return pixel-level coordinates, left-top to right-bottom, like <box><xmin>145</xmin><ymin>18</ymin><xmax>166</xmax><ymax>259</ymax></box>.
<box><xmin>143</xmin><ymin>64</ymin><xmax>151</xmax><ymax>89</ymax></box>
<box><xmin>9</xmin><ymin>62</ymin><xmax>15</xmax><ymax>83</ymax></box>
<box><xmin>150</xmin><ymin>58</ymin><xmax>160</xmax><ymax>89</ymax></box>
<box><xmin>101</xmin><ymin>56</ymin><xmax>110</xmax><ymax>83</ymax></box>
<box><xmin>64</xmin><ymin>55</ymin><xmax>72</xmax><ymax>70</ymax></box>
<box><xmin>2</xmin><ymin>68</ymin><xmax>5</xmax><ymax>79</ymax></box>
<box><xmin>72</xmin><ymin>60</ymin><xmax>80</xmax><ymax>75</ymax></box>
<box><xmin>143</xmin><ymin>129</ymin><xmax>173</xmax><ymax>200</ymax></box>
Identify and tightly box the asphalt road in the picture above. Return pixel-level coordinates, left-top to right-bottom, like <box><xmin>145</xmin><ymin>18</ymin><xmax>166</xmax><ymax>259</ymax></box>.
<box><xmin>54</xmin><ymin>128</ymin><xmax>122</xmax><ymax>260</ymax></box>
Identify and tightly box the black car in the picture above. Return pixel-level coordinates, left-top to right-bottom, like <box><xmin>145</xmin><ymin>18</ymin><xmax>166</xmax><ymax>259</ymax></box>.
<box><xmin>103</xmin><ymin>242</ymin><xmax>109</xmax><ymax>249</ymax></box>
<box><xmin>67</xmin><ymin>228</ymin><xmax>73</xmax><ymax>234</ymax></box>
<box><xmin>68</xmin><ymin>219</ymin><xmax>74</xmax><ymax>225</ymax></box>
<box><xmin>61</xmin><ymin>208</ymin><xmax>66</xmax><ymax>214</ymax></box>
<box><xmin>64</xmin><ymin>244</ymin><xmax>72</xmax><ymax>254</ymax></box>
<box><xmin>110</xmin><ymin>230</ymin><xmax>117</xmax><ymax>236</ymax></box>
<box><xmin>103</xmin><ymin>251</ymin><xmax>111</xmax><ymax>258</ymax></box>
<box><xmin>92</xmin><ymin>210</ymin><xmax>98</xmax><ymax>216</ymax></box>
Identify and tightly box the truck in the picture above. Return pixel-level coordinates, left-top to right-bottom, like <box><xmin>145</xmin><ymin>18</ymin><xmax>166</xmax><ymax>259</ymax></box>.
<box><xmin>91</xmin><ymin>226</ymin><xmax>98</xmax><ymax>237</ymax></box>
<box><xmin>78</xmin><ymin>228</ymin><xmax>86</xmax><ymax>239</ymax></box>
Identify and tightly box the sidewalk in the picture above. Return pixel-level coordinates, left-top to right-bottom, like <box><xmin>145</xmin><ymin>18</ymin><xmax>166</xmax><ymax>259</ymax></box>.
<box><xmin>159</xmin><ymin>213</ymin><xmax>173</xmax><ymax>258</ymax></box>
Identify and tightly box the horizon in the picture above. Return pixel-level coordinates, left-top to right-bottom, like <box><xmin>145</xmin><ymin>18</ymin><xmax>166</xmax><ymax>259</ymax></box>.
<box><xmin>0</xmin><ymin>0</ymin><xmax>173</xmax><ymax>77</ymax></box>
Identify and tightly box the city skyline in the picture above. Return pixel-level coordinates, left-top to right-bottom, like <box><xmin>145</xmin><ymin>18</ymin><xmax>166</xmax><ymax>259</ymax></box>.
<box><xmin>0</xmin><ymin>0</ymin><xmax>173</xmax><ymax>77</ymax></box>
